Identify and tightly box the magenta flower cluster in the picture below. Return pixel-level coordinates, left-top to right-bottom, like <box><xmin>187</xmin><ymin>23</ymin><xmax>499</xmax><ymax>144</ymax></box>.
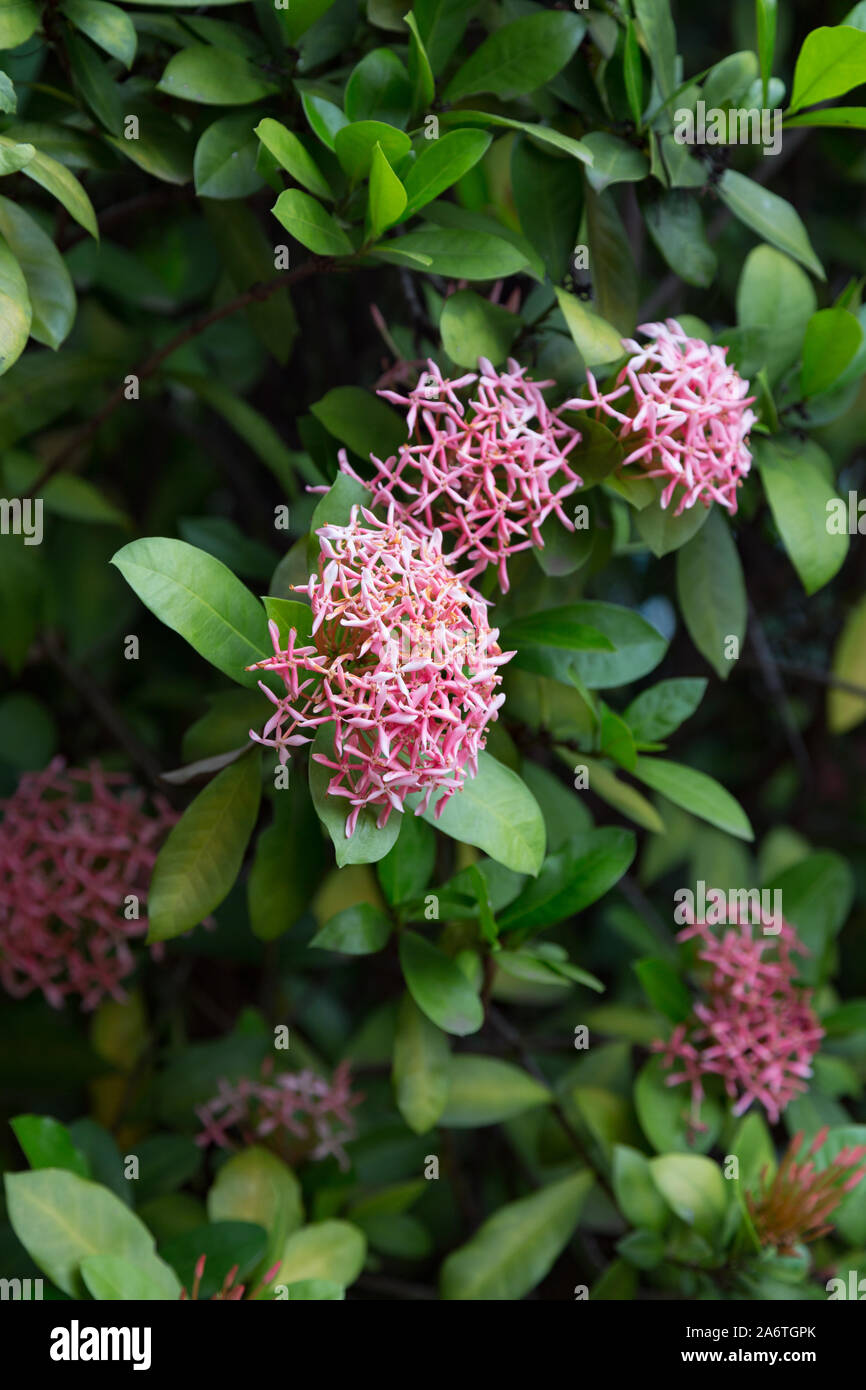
<box><xmin>196</xmin><ymin>1058</ymin><xmax>362</xmax><ymax>1170</ymax></box>
<box><xmin>0</xmin><ymin>759</ymin><xmax>175</xmax><ymax>1010</ymax></box>
<box><xmin>654</xmin><ymin>911</ymin><xmax>823</xmax><ymax>1125</ymax></box>
<box><xmin>568</xmin><ymin>318</ymin><xmax>755</xmax><ymax>515</ymax></box>
<box><xmin>250</xmin><ymin>505</ymin><xmax>510</xmax><ymax>836</ymax></box>
<box><xmin>337</xmin><ymin>357</ymin><xmax>584</xmax><ymax>591</ymax></box>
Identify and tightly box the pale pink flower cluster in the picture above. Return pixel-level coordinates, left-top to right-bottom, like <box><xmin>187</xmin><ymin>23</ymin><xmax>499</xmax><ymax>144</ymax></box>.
<box><xmin>567</xmin><ymin>318</ymin><xmax>755</xmax><ymax>515</ymax></box>
<box><xmin>196</xmin><ymin>1058</ymin><xmax>362</xmax><ymax>1170</ymax></box>
<box><xmin>0</xmin><ymin>758</ymin><xmax>176</xmax><ymax>1010</ymax></box>
<box><xmin>337</xmin><ymin>357</ymin><xmax>584</xmax><ymax>591</ymax></box>
<box><xmin>249</xmin><ymin>505</ymin><xmax>510</xmax><ymax>836</ymax></box>
<box><xmin>654</xmin><ymin>911</ymin><xmax>823</xmax><ymax>1125</ymax></box>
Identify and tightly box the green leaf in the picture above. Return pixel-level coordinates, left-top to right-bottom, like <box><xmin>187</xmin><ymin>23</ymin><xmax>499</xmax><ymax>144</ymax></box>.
<box><xmin>405</xmin><ymin>10</ymin><xmax>434</xmax><ymax>118</ymax></box>
<box><xmin>273</xmin><ymin>1221</ymin><xmax>366</xmax><ymax>1290</ymax></box>
<box><xmin>554</xmin><ymin>287</ymin><xmax>623</xmax><ymax>369</ymax></box>
<box><xmin>649</xmin><ymin>1154</ymin><xmax>727</xmax><ymax>1238</ymax></box>
<box><xmin>612</xmin><ymin>1146</ymin><xmax>669</xmax><ymax>1233</ymax></box>
<box><xmin>5</xmin><ymin>1168</ymin><xmax>158</xmax><ymax>1297</ymax></box>
<box><xmin>757</xmin><ymin>436</ymin><xmax>848</xmax><ymax>595</ymax></box>
<box><xmin>643</xmin><ymin>191</ymin><xmax>716</xmax><ymax>289</ymax></box>
<box><xmin>634</xmin><ymin>491</ymin><xmax>710</xmax><ymax>557</ymax></box>
<box><xmin>0</xmin><ymin>233</ymin><xmax>31</xmax><ymax>376</ymax></box>
<box><xmin>311</xmin><ymin>385</ymin><xmax>406</xmax><ymax>461</ymax></box>
<box><xmin>158</xmin><ymin>45</ymin><xmax>278</xmax><ymax>105</ymax></box>
<box><xmin>300</xmin><ymin>91</ymin><xmax>349</xmax><ymax>153</ymax></box>
<box><xmin>574</xmin><ymin>755</ymin><xmax>665</xmax><ymax>834</ymax></box>
<box><xmin>0</xmin><ymin>139</ymin><xmax>34</xmax><ymax>175</ymax></box>
<box><xmin>413</xmin><ymin>753</ymin><xmax>545</xmax><ymax>877</ymax></box>
<box><xmin>392</xmin><ymin>993</ymin><xmax>451</xmax><ymax>1133</ymax></box>
<box><xmin>247</xmin><ymin>778</ymin><xmax>326</xmax><ymax>940</ymax></box>
<box><xmin>377</xmin><ymin>812</ymin><xmax>436</xmax><ymax>906</ymax></box>
<box><xmin>61</xmin><ymin>0</ymin><xmax>136</xmax><ymax>67</ymax></box>
<box><xmin>634</xmin><ymin>957</ymin><xmax>692</xmax><ymax>1023</ymax></box>
<box><xmin>68</xmin><ymin>30</ymin><xmax>126</xmax><ymax>135</ymax></box>
<box><xmin>0</xmin><ymin>197</ymin><xmax>75</xmax><ymax>351</ymax></box>
<box><xmin>789</xmin><ymin>24</ymin><xmax>866</xmax><ymax>112</ymax></box>
<box><xmin>812</xmin><ymin>1127</ymin><xmax>866</xmax><ymax>1244</ymax></box>
<box><xmin>502</xmin><ymin>608</ymin><xmax>615</xmax><ymax>655</ymax></box>
<box><xmin>624</xmin><ymin>20</ymin><xmax>645</xmax><ymax>127</ymax></box>
<box><xmin>147</xmin><ymin>750</ymin><xmax>262</xmax><ymax>942</ymax></box>
<box><xmin>736</xmin><ymin>244</ymin><xmax>816</xmax><ymax>383</ymax></box>
<box><xmin>373</xmin><ymin>224</ymin><xmax>527</xmax><ymax>279</ymax></box>
<box><xmin>256</xmin><ymin>118</ymin><xmax>332</xmax><ymax>200</ymax></box>
<box><xmin>801</xmin><ymin>307</ymin><xmax>863</xmax><ymax>397</ymax></box>
<box><xmin>766</xmin><ymin>851</ymin><xmax>854</xmax><ymax>983</ymax></box>
<box><xmin>207</xmin><ymin>1147</ymin><xmax>304</xmax><ymax>1273</ymax></box>
<box><xmin>582</xmin><ymin>132</ymin><xmax>649</xmax><ymax>194</ymax></box>
<box><xmin>0</xmin><ymin>138</ymin><xmax>97</xmax><ymax>238</ymax></box>
<box><xmin>757</xmin><ymin>0</ymin><xmax>778</xmax><ymax>105</ymax></box>
<box><xmin>279</xmin><ymin>0</ymin><xmax>335</xmax><ymax>43</ymax></box>
<box><xmin>624</xmin><ymin>678</ymin><xmax>707</xmax><ymax>743</ymax></box>
<box><xmin>529</xmin><ymin>600</ymin><xmax>668</xmax><ymax>690</ymax></box>
<box><xmin>285</xmin><ymin>1278</ymin><xmax>345</xmax><ymax>1299</ymax></box>
<box><xmin>635</xmin><ymin>1057</ymin><xmax>722</xmax><ymax>1155</ymax></box>
<box><xmin>632</xmin><ymin>756</ymin><xmax>753</xmax><ymax>841</ymax></box>
<box><xmin>194</xmin><ymin>113</ymin><xmax>262</xmax><ymax>198</ymax></box>
<box><xmin>634</xmin><ymin>0</ymin><xmax>677</xmax><ymax>100</ymax></box>
<box><xmin>440</xmin><ymin>1055</ymin><xmax>551</xmax><ymax>1127</ymax></box>
<box><xmin>717</xmin><ymin>171</ymin><xmax>824</xmax><ymax>280</ymax></box>
<box><xmin>162</xmin><ymin>1221</ymin><xmax>266</xmax><ymax>1295</ymax></box>
<box><xmin>345</xmin><ymin>47</ymin><xmax>412</xmax><ymax>126</ymax></box>
<box><xmin>512</xmin><ymin>138</ymin><xmax>583</xmax><ymax>284</ymax></box>
<box><xmin>675</xmin><ymin>508</ymin><xmax>746</xmax><ymax>679</ymax></box>
<box><xmin>828</xmin><ymin>595</ymin><xmax>866</xmax><ymax>733</ymax></box>
<box><xmin>784</xmin><ymin>106</ymin><xmax>866</xmax><ymax>129</ymax></box>
<box><xmin>11</xmin><ymin>1116</ymin><xmax>90</xmax><ymax>1177</ymax></box>
<box><xmin>80</xmin><ymin>1253</ymin><xmax>181</xmax><ymax>1301</ymax></box>
<box><xmin>334</xmin><ymin>120</ymin><xmax>410</xmax><ymax>179</ymax></box>
<box><xmin>311</xmin><ymin>903</ymin><xmax>392</xmax><ymax>955</ymax></box>
<box><xmin>309</xmin><ymin>723</ymin><xmax>402</xmax><ymax>868</ymax></box>
<box><xmin>401</xmin><ymin>129</ymin><xmax>491</xmax><ymax>220</ymax></box>
<box><xmin>500</xmin><ymin>828</ymin><xmax>636</xmax><ymax>938</ymax></box>
<box><xmin>0</xmin><ymin>0</ymin><xmax>39</xmax><ymax>48</ymax></box>
<box><xmin>271</xmin><ymin>188</ymin><xmax>353</xmax><ymax>256</ymax></box>
<box><xmin>399</xmin><ymin>930</ymin><xmax>484</xmax><ymax>1036</ymax></box>
<box><xmin>414</xmin><ymin>0</ymin><xmax>475</xmax><ymax>75</ymax></box>
<box><xmin>111</xmin><ymin>537</ymin><xmax>270</xmax><ymax>686</ymax></box>
<box><xmin>439</xmin><ymin>288</ymin><xmax>518</xmax><ymax>369</ymax></box>
<box><xmin>367</xmin><ymin>142</ymin><xmax>406</xmax><ymax>240</ymax></box>
<box><xmin>439</xmin><ymin>110</ymin><xmax>592</xmax><ymax>165</ymax></box>
<box><xmin>440</xmin><ymin>1170</ymin><xmax>592</xmax><ymax>1300</ymax></box>
<box><xmin>444</xmin><ymin>11</ymin><xmax>585</xmax><ymax>103</ymax></box>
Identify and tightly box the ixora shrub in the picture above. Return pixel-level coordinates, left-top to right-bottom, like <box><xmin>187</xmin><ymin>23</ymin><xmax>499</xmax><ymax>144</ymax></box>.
<box><xmin>4</xmin><ymin>0</ymin><xmax>866</xmax><ymax>1312</ymax></box>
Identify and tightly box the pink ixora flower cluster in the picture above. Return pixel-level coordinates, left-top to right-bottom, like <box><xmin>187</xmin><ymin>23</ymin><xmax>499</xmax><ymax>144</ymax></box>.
<box><xmin>196</xmin><ymin>1058</ymin><xmax>362</xmax><ymax>1171</ymax></box>
<box><xmin>567</xmin><ymin>318</ymin><xmax>755</xmax><ymax>515</ymax></box>
<box><xmin>249</xmin><ymin>505</ymin><xmax>510</xmax><ymax>836</ymax></box>
<box><xmin>337</xmin><ymin>357</ymin><xmax>584</xmax><ymax>591</ymax></box>
<box><xmin>747</xmin><ymin>1127</ymin><xmax>866</xmax><ymax>1255</ymax></box>
<box><xmin>653</xmin><ymin>911</ymin><xmax>823</xmax><ymax>1126</ymax></box>
<box><xmin>0</xmin><ymin>758</ymin><xmax>176</xmax><ymax>1011</ymax></box>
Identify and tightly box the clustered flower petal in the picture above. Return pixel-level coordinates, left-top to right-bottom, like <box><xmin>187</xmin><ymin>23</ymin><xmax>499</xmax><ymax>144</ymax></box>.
<box><xmin>196</xmin><ymin>1058</ymin><xmax>362</xmax><ymax>1171</ymax></box>
<box><xmin>0</xmin><ymin>758</ymin><xmax>176</xmax><ymax>1010</ymax></box>
<box><xmin>337</xmin><ymin>357</ymin><xmax>584</xmax><ymax>591</ymax></box>
<box><xmin>653</xmin><ymin>910</ymin><xmax>823</xmax><ymax>1125</ymax></box>
<box><xmin>747</xmin><ymin>1126</ymin><xmax>866</xmax><ymax>1255</ymax></box>
<box><xmin>249</xmin><ymin>505</ymin><xmax>510</xmax><ymax>836</ymax></box>
<box><xmin>567</xmin><ymin>318</ymin><xmax>755</xmax><ymax>515</ymax></box>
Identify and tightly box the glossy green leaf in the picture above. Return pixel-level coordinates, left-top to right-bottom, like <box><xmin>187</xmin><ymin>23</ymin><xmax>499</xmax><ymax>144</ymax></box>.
<box><xmin>440</xmin><ymin>1170</ymin><xmax>592</xmax><ymax>1299</ymax></box>
<box><xmin>11</xmin><ymin>1115</ymin><xmax>90</xmax><ymax>1177</ymax></box>
<box><xmin>554</xmin><ymin>287</ymin><xmax>623</xmax><ymax>369</ymax></box>
<box><xmin>61</xmin><ymin>0</ymin><xmax>136</xmax><ymax>67</ymax></box>
<box><xmin>399</xmin><ymin>930</ymin><xmax>484</xmax><ymax>1036</ymax></box>
<box><xmin>273</xmin><ymin>1221</ymin><xmax>366</xmax><ymax>1289</ymax></box>
<box><xmin>158</xmin><ymin>45</ymin><xmax>278</xmax><ymax>106</ymax></box>
<box><xmin>789</xmin><ymin>24</ymin><xmax>866</xmax><ymax>112</ymax></box>
<box><xmin>440</xmin><ymin>1055</ymin><xmax>551</xmax><ymax>1127</ymax></box>
<box><xmin>444</xmin><ymin>11</ymin><xmax>585</xmax><ymax>102</ymax></box>
<box><xmin>402</xmin><ymin>129</ymin><xmax>491</xmax><ymax>219</ymax></box>
<box><xmin>147</xmin><ymin>750</ymin><xmax>262</xmax><ymax>941</ymax></box>
<box><xmin>311</xmin><ymin>903</ymin><xmax>392</xmax><ymax>955</ymax></box>
<box><xmin>367</xmin><ymin>142</ymin><xmax>406</xmax><ymax>239</ymax></box>
<box><xmin>194</xmin><ymin>113</ymin><xmax>262</xmax><ymax>198</ymax></box>
<box><xmin>439</xmin><ymin>288</ymin><xmax>518</xmax><ymax>368</ymax></box>
<box><xmin>111</xmin><ymin>537</ymin><xmax>270</xmax><ymax>685</ymax></box>
<box><xmin>0</xmin><ymin>234</ymin><xmax>31</xmax><ymax>376</ymax></box>
<box><xmin>309</xmin><ymin>723</ymin><xmax>402</xmax><ymax>868</ymax></box>
<box><xmin>757</xmin><ymin>436</ymin><xmax>848</xmax><ymax>595</ymax></box>
<box><xmin>501</xmin><ymin>828</ymin><xmax>635</xmax><ymax>938</ymax></box>
<box><xmin>392</xmin><ymin>993</ymin><xmax>451</xmax><ymax>1133</ymax></box>
<box><xmin>0</xmin><ymin>197</ymin><xmax>75</xmax><ymax>351</ymax></box>
<box><xmin>207</xmin><ymin>1146</ymin><xmax>304</xmax><ymax>1273</ymax></box>
<box><xmin>717</xmin><ymin>171</ymin><xmax>824</xmax><ymax>279</ymax></box>
<box><xmin>80</xmin><ymin>1252</ymin><xmax>182</xmax><ymax>1300</ymax></box>
<box><xmin>801</xmin><ymin>308</ymin><xmax>863</xmax><ymax>397</ymax></box>
<box><xmin>633</xmin><ymin>756</ymin><xmax>753</xmax><ymax>841</ymax></box>
<box><xmin>255</xmin><ymin>118</ymin><xmax>332</xmax><ymax>199</ymax></box>
<box><xmin>413</xmin><ymin>753</ymin><xmax>545</xmax><ymax>877</ymax></box>
<box><xmin>624</xmin><ymin>678</ymin><xmax>707</xmax><ymax>743</ymax></box>
<box><xmin>675</xmin><ymin>508</ymin><xmax>746</xmax><ymax>679</ymax></box>
<box><xmin>271</xmin><ymin>189</ymin><xmax>354</xmax><ymax>255</ymax></box>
